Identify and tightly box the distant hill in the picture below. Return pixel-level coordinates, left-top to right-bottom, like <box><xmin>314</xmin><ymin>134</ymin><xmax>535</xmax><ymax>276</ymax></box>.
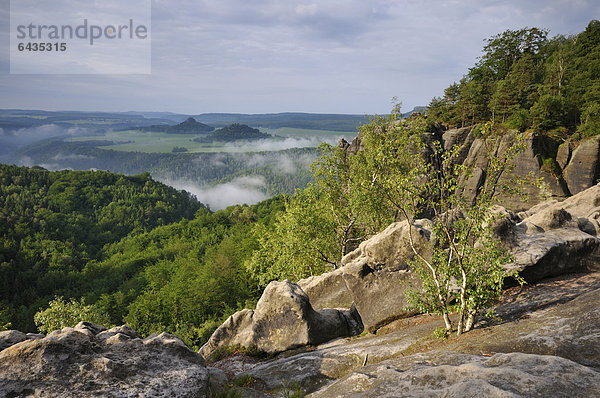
<box><xmin>194</xmin><ymin>123</ymin><xmax>272</xmax><ymax>143</ymax></box>
<box><xmin>191</xmin><ymin>113</ymin><xmax>371</xmax><ymax>131</ymax></box>
<box><xmin>0</xmin><ymin>110</ymin><xmax>380</xmax><ymax>134</ymax></box>
<box><xmin>140</xmin><ymin>117</ymin><xmax>214</xmax><ymax>134</ymax></box>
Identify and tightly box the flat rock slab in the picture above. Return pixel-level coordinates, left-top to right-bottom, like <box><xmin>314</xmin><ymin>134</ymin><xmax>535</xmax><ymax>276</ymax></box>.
<box><xmin>309</xmin><ymin>351</ymin><xmax>600</xmax><ymax>397</ymax></box>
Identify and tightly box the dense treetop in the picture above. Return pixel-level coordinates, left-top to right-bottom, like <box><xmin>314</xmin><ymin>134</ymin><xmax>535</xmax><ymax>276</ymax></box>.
<box><xmin>427</xmin><ymin>20</ymin><xmax>600</xmax><ymax>139</ymax></box>
<box><xmin>194</xmin><ymin>123</ymin><xmax>272</xmax><ymax>143</ymax></box>
<box><xmin>0</xmin><ymin>164</ymin><xmax>203</xmax><ymax>331</ymax></box>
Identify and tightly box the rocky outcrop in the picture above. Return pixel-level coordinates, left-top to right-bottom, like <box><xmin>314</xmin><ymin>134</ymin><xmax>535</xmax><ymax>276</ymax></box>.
<box><xmin>297</xmin><ymin>267</ymin><xmax>353</xmax><ymax>310</ymax></box>
<box><xmin>200</xmin><ymin>280</ymin><xmax>363</xmax><ymax>359</ymax></box>
<box><xmin>0</xmin><ymin>321</ymin><xmax>219</xmax><ymax>397</ymax></box>
<box><xmin>563</xmin><ymin>136</ymin><xmax>600</xmax><ymax>194</ymax></box>
<box><xmin>238</xmin><ymin>272</ymin><xmax>600</xmax><ymax>396</ymax></box>
<box><xmin>503</xmin><ymin>183</ymin><xmax>600</xmax><ymax>281</ymax></box>
<box><xmin>457</xmin><ymin>132</ymin><xmax>568</xmax><ymax>210</ymax></box>
<box><xmin>342</xmin><ymin>124</ymin><xmax>600</xmax><ymax>211</ymax></box>
<box><xmin>0</xmin><ymin>330</ymin><xmax>43</xmax><ymax>351</ymax></box>
<box><xmin>340</xmin><ymin>219</ymin><xmax>432</xmax><ymax>333</ymax></box>
<box><xmin>298</xmin><ymin>184</ymin><xmax>600</xmax><ymax>336</ymax></box>
<box><xmin>440</xmin><ymin>129</ymin><xmax>600</xmax><ymax>210</ymax></box>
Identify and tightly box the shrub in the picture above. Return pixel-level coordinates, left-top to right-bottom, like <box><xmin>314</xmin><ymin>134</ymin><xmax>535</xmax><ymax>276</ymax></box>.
<box><xmin>34</xmin><ymin>296</ymin><xmax>111</xmax><ymax>334</ymax></box>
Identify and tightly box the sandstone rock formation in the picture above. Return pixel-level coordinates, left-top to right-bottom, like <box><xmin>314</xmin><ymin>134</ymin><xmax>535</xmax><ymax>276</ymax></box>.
<box><xmin>344</xmin><ymin>125</ymin><xmax>600</xmax><ymax>211</ymax></box>
<box><xmin>311</xmin><ymin>351</ymin><xmax>600</xmax><ymax>397</ymax></box>
<box><xmin>504</xmin><ymin>183</ymin><xmax>600</xmax><ymax>281</ymax></box>
<box><xmin>199</xmin><ymin>280</ymin><xmax>363</xmax><ymax>359</ymax></box>
<box><xmin>238</xmin><ymin>272</ymin><xmax>600</xmax><ymax>396</ymax></box>
<box><xmin>297</xmin><ymin>267</ymin><xmax>353</xmax><ymax>310</ymax></box>
<box><xmin>340</xmin><ymin>219</ymin><xmax>432</xmax><ymax>332</ymax></box>
<box><xmin>291</xmin><ymin>183</ymin><xmax>600</xmax><ymax>335</ymax></box>
<box><xmin>563</xmin><ymin>136</ymin><xmax>600</xmax><ymax>194</ymax></box>
<box><xmin>0</xmin><ymin>321</ymin><xmax>220</xmax><ymax>397</ymax></box>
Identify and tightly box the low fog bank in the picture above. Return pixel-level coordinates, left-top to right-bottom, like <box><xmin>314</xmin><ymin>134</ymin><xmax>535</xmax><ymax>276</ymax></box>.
<box><xmin>214</xmin><ymin>135</ymin><xmax>352</xmax><ymax>152</ymax></box>
<box><xmin>0</xmin><ymin>125</ymin><xmax>93</xmax><ymax>155</ymax></box>
<box><xmin>169</xmin><ymin>176</ymin><xmax>269</xmax><ymax>210</ymax></box>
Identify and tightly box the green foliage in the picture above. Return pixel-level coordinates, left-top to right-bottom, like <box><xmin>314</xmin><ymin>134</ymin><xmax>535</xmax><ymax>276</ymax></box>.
<box><xmin>246</xmin><ymin>187</ymin><xmax>335</xmax><ymax>286</ymax></box>
<box><xmin>579</xmin><ymin>102</ymin><xmax>600</xmax><ymax>138</ymax></box>
<box><xmin>428</xmin><ymin>20</ymin><xmax>600</xmax><ymax>138</ymax></box>
<box><xmin>0</xmin><ymin>303</ymin><xmax>12</xmax><ymax>331</ymax></box>
<box><xmin>0</xmin><ymin>164</ymin><xmax>202</xmax><ymax>331</ymax></box>
<box><xmin>433</xmin><ymin>327</ymin><xmax>449</xmax><ymax>340</ymax></box>
<box><xmin>403</xmin><ymin>127</ymin><xmax>527</xmax><ymax>335</ymax></box>
<box><xmin>34</xmin><ymin>296</ymin><xmax>111</xmax><ymax>334</ymax></box>
<box><xmin>0</xmin><ymin>163</ymin><xmax>285</xmax><ymax>342</ymax></box>
<box><xmin>86</xmin><ymin>198</ymin><xmax>283</xmax><ymax>350</ymax></box>
<box><xmin>194</xmin><ymin>123</ymin><xmax>272</xmax><ymax>143</ymax></box>
<box><xmin>246</xmin><ymin>113</ymin><xmax>425</xmax><ymax>285</ymax></box>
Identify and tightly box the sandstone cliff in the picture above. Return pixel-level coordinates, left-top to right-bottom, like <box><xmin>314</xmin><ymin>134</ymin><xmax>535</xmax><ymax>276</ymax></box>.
<box><xmin>345</xmin><ymin>125</ymin><xmax>600</xmax><ymax>211</ymax></box>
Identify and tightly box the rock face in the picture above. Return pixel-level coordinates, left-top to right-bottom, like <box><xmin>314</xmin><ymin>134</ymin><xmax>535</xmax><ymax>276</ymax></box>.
<box><xmin>0</xmin><ymin>322</ymin><xmax>216</xmax><ymax>397</ymax></box>
<box><xmin>503</xmin><ymin>183</ymin><xmax>600</xmax><ymax>282</ymax></box>
<box><xmin>439</xmin><ymin>129</ymin><xmax>600</xmax><ymax>210</ymax></box>
<box><xmin>340</xmin><ymin>219</ymin><xmax>432</xmax><ymax>333</ymax></box>
<box><xmin>564</xmin><ymin>136</ymin><xmax>600</xmax><ymax>194</ymax></box>
<box><xmin>457</xmin><ymin>132</ymin><xmax>568</xmax><ymax>210</ymax></box>
<box><xmin>297</xmin><ymin>267</ymin><xmax>353</xmax><ymax>310</ymax></box>
<box><xmin>199</xmin><ymin>280</ymin><xmax>363</xmax><ymax>359</ymax></box>
<box><xmin>343</xmin><ymin>125</ymin><xmax>600</xmax><ymax>211</ymax></box>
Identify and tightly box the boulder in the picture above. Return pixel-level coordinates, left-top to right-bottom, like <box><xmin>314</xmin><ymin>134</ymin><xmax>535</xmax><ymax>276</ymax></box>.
<box><xmin>506</xmin><ymin>228</ymin><xmax>600</xmax><ymax>282</ymax></box>
<box><xmin>0</xmin><ymin>324</ymin><xmax>214</xmax><ymax>397</ymax></box>
<box><xmin>341</xmin><ymin>219</ymin><xmax>432</xmax><ymax>333</ymax></box>
<box><xmin>200</xmin><ymin>280</ymin><xmax>363</xmax><ymax>359</ymax></box>
<box><xmin>503</xmin><ymin>183</ymin><xmax>600</xmax><ymax>282</ymax></box>
<box><xmin>564</xmin><ymin>136</ymin><xmax>600</xmax><ymax>195</ymax></box>
<box><xmin>297</xmin><ymin>267</ymin><xmax>353</xmax><ymax>310</ymax></box>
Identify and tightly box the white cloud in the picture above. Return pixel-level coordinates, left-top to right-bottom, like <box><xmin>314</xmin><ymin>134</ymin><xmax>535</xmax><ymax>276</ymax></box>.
<box><xmin>0</xmin><ymin>0</ymin><xmax>598</xmax><ymax>113</ymax></box>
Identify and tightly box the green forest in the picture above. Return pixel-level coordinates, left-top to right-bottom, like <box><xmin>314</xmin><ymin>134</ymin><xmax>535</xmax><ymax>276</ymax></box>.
<box><xmin>427</xmin><ymin>20</ymin><xmax>600</xmax><ymax>139</ymax></box>
<box><xmin>193</xmin><ymin>123</ymin><xmax>272</xmax><ymax>143</ymax></box>
<box><xmin>0</xmin><ymin>163</ymin><xmax>286</xmax><ymax>347</ymax></box>
<box><xmin>2</xmin><ymin>21</ymin><xmax>599</xmax><ymax>347</ymax></box>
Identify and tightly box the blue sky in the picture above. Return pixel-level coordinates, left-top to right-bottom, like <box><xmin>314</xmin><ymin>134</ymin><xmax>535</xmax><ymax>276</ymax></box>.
<box><xmin>0</xmin><ymin>0</ymin><xmax>598</xmax><ymax>114</ymax></box>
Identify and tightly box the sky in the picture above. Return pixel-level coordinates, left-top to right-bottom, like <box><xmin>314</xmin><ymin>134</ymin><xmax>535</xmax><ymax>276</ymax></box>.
<box><xmin>0</xmin><ymin>0</ymin><xmax>598</xmax><ymax>115</ymax></box>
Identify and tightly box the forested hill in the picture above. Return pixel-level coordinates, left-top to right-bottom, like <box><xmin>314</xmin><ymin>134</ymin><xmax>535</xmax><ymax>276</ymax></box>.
<box><xmin>139</xmin><ymin>117</ymin><xmax>214</xmax><ymax>134</ymax></box>
<box><xmin>193</xmin><ymin>123</ymin><xmax>272</xmax><ymax>143</ymax></box>
<box><xmin>428</xmin><ymin>20</ymin><xmax>600</xmax><ymax>139</ymax></box>
<box><xmin>0</xmin><ymin>164</ymin><xmax>204</xmax><ymax>331</ymax></box>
